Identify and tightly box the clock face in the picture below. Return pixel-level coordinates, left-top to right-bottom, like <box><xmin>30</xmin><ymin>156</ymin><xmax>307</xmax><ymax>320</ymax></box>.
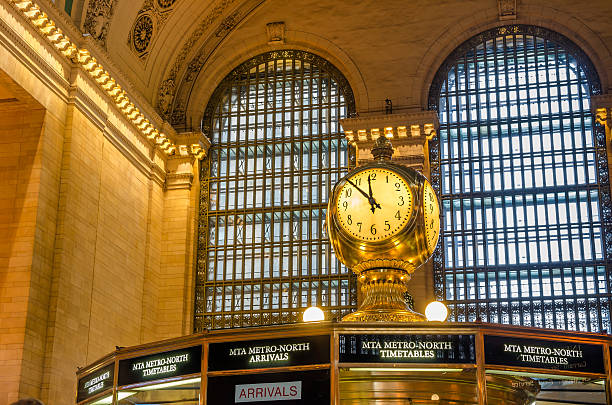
<box><xmin>422</xmin><ymin>180</ymin><xmax>440</xmax><ymax>253</ymax></box>
<box><xmin>336</xmin><ymin>168</ymin><xmax>414</xmax><ymax>242</ymax></box>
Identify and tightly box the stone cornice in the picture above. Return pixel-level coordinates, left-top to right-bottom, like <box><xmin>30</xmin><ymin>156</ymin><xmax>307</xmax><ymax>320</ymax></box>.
<box><xmin>340</xmin><ymin>111</ymin><xmax>439</xmax><ymax>143</ymax></box>
<box><xmin>6</xmin><ymin>0</ymin><xmax>202</xmax><ymax>160</ymax></box>
<box><xmin>0</xmin><ymin>3</ymin><xmax>70</xmax><ymax>101</ymax></box>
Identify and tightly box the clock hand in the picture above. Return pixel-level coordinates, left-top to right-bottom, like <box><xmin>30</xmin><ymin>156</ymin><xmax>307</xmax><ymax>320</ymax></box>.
<box><xmin>367</xmin><ymin>175</ymin><xmax>382</xmax><ymax>213</ymax></box>
<box><xmin>346</xmin><ymin>178</ymin><xmax>371</xmax><ymax>201</ymax></box>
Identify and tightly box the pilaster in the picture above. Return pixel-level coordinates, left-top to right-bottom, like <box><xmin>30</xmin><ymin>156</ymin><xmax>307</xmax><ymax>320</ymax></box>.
<box><xmin>158</xmin><ymin>131</ymin><xmax>209</xmax><ymax>338</ymax></box>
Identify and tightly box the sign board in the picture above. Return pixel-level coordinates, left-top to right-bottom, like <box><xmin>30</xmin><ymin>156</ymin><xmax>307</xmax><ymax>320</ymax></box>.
<box><xmin>208</xmin><ymin>335</ymin><xmax>330</xmax><ymax>371</ymax></box>
<box><xmin>208</xmin><ymin>369</ymin><xmax>329</xmax><ymax>404</ymax></box>
<box><xmin>77</xmin><ymin>363</ymin><xmax>114</xmax><ymax>403</ymax></box>
<box><xmin>118</xmin><ymin>345</ymin><xmax>202</xmax><ymax>386</ymax></box>
<box><xmin>484</xmin><ymin>335</ymin><xmax>604</xmax><ymax>374</ymax></box>
<box><xmin>338</xmin><ymin>334</ymin><xmax>476</xmax><ymax>364</ymax></box>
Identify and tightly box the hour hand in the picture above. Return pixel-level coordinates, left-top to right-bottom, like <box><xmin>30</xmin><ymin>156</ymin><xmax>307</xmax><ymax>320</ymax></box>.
<box><xmin>367</xmin><ymin>175</ymin><xmax>382</xmax><ymax>213</ymax></box>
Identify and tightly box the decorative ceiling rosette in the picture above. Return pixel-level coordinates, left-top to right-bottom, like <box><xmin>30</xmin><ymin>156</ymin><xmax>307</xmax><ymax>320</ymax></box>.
<box><xmin>157</xmin><ymin>0</ymin><xmax>178</xmax><ymax>9</ymax></box>
<box><xmin>128</xmin><ymin>0</ymin><xmax>179</xmax><ymax>59</ymax></box>
<box><xmin>132</xmin><ymin>14</ymin><xmax>154</xmax><ymax>54</ymax></box>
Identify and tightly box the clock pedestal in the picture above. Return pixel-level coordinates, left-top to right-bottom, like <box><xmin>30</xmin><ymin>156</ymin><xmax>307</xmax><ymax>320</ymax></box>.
<box><xmin>342</xmin><ymin>268</ymin><xmax>426</xmax><ymax>322</ymax></box>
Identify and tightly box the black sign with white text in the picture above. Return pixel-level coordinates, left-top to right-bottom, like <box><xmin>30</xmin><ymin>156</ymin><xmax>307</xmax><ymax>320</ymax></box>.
<box><xmin>77</xmin><ymin>363</ymin><xmax>114</xmax><ymax>403</ymax></box>
<box><xmin>118</xmin><ymin>345</ymin><xmax>202</xmax><ymax>386</ymax></box>
<box><xmin>207</xmin><ymin>369</ymin><xmax>330</xmax><ymax>404</ymax></box>
<box><xmin>338</xmin><ymin>334</ymin><xmax>476</xmax><ymax>364</ymax></box>
<box><xmin>208</xmin><ymin>335</ymin><xmax>330</xmax><ymax>371</ymax></box>
<box><xmin>484</xmin><ymin>335</ymin><xmax>604</xmax><ymax>373</ymax></box>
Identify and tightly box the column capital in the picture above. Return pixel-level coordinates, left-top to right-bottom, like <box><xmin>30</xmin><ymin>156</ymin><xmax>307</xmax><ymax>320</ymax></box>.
<box><xmin>165</xmin><ymin>131</ymin><xmax>210</xmax><ymax>190</ymax></box>
<box><xmin>340</xmin><ymin>111</ymin><xmax>439</xmax><ymax>170</ymax></box>
<box><xmin>169</xmin><ymin>130</ymin><xmax>211</xmax><ymax>159</ymax></box>
<box><xmin>592</xmin><ymin>94</ymin><xmax>612</xmax><ymax>128</ymax></box>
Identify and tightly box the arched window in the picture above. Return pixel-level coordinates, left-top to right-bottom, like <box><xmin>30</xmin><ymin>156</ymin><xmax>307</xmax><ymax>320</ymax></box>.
<box><xmin>195</xmin><ymin>50</ymin><xmax>357</xmax><ymax>330</ymax></box>
<box><xmin>429</xmin><ymin>26</ymin><xmax>611</xmax><ymax>331</ymax></box>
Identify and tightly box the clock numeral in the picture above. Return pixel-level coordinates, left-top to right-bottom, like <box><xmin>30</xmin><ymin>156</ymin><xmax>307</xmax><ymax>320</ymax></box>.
<box><xmin>395</xmin><ymin>182</ymin><xmax>401</xmax><ymax>191</ymax></box>
<box><xmin>342</xmin><ymin>201</ymin><xmax>348</xmax><ymax>210</ymax></box>
<box><xmin>370</xmin><ymin>224</ymin><xmax>377</xmax><ymax>235</ymax></box>
<box><xmin>398</xmin><ymin>196</ymin><xmax>404</xmax><ymax>206</ymax></box>
<box><xmin>384</xmin><ymin>220</ymin><xmax>390</xmax><ymax>231</ymax></box>
<box><xmin>370</xmin><ymin>173</ymin><xmax>376</xmax><ymax>180</ymax></box>
<box><xmin>395</xmin><ymin>210</ymin><xmax>401</xmax><ymax>220</ymax></box>
<box><xmin>386</xmin><ymin>175</ymin><xmax>389</xmax><ymax>183</ymax></box>
<box><xmin>357</xmin><ymin>222</ymin><xmax>362</xmax><ymax>232</ymax></box>
<box><xmin>430</xmin><ymin>219</ymin><xmax>434</xmax><ymax>229</ymax></box>
<box><xmin>347</xmin><ymin>215</ymin><xmax>352</xmax><ymax>225</ymax></box>
<box><xmin>346</xmin><ymin>188</ymin><xmax>352</xmax><ymax>197</ymax></box>
<box><xmin>355</xmin><ymin>178</ymin><xmax>361</xmax><ymax>186</ymax></box>
<box><xmin>429</xmin><ymin>203</ymin><xmax>434</xmax><ymax>213</ymax></box>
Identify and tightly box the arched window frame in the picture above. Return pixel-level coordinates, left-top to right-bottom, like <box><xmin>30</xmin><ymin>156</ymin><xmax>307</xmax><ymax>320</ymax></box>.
<box><xmin>427</xmin><ymin>25</ymin><xmax>612</xmax><ymax>331</ymax></box>
<box><xmin>195</xmin><ymin>50</ymin><xmax>357</xmax><ymax>331</ymax></box>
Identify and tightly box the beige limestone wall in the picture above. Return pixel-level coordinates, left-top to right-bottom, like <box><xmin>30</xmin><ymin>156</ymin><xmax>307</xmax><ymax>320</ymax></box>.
<box><xmin>0</xmin><ymin>101</ymin><xmax>45</xmax><ymax>404</ymax></box>
<box><xmin>0</xmin><ymin>3</ymin><xmax>191</xmax><ymax>403</ymax></box>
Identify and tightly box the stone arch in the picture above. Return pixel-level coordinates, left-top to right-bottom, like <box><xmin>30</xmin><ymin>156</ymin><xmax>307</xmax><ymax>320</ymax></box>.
<box><xmin>414</xmin><ymin>5</ymin><xmax>612</xmax><ymax>109</ymax></box>
<box><xmin>171</xmin><ymin>29</ymin><xmax>368</xmax><ymax>131</ymax></box>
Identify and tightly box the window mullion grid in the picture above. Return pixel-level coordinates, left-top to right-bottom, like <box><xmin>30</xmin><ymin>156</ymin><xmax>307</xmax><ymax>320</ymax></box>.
<box><xmin>461</xmin><ymin>52</ymin><xmax>469</xmax><ymax>313</ymax></box>
<box><xmin>453</xmin><ymin>61</ymin><xmax>462</xmax><ymax>316</ymax></box>
<box><xmin>561</xmin><ymin>47</ymin><xmax>592</xmax><ymax>330</ymax></box>
<box><xmin>471</xmin><ymin>42</ymin><xmax>481</xmax><ymax>319</ymax></box>
<box><xmin>481</xmin><ymin>41</ymin><xmax>492</xmax><ymax>321</ymax></box>
<box><xmin>495</xmin><ymin>34</ymin><xmax>508</xmax><ymax>320</ymax></box>
<box><xmin>519</xmin><ymin>34</ymin><xmax>533</xmax><ymax>325</ymax></box>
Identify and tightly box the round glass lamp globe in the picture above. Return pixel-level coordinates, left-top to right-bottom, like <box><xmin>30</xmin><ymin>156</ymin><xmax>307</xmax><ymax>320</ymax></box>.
<box><xmin>425</xmin><ymin>301</ymin><xmax>448</xmax><ymax>322</ymax></box>
<box><xmin>303</xmin><ymin>306</ymin><xmax>325</xmax><ymax>322</ymax></box>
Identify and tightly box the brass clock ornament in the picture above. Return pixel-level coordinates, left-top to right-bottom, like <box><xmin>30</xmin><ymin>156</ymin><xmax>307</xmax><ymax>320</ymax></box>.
<box><xmin>327</xmin><ymin>136</ymin><xmax>441</xmax><ymax>322</ymax></box>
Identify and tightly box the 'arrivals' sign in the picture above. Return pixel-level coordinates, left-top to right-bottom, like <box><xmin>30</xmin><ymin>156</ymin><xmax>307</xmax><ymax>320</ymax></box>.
<box><xmin>118</xmin><ymin>345</ymin><xmax>202</xmax><ymax>386</ymax></box>
<box><xmin>208</xmin><ymin>369</ymin><xmax>329</xmax><ymax>404</ymax></box>
<box><xmin>208</xmin><ymin>335</ymin><xmax>330</xmax><ymax>371</ymax></box>
<box><xmin>339</xmin><ymin>334</ymin><xmax>476</xmax><ymax>364</ymax></box>
<box><xmin>484</xmin><ymin>335</ymin><xmax>604</xmax><ymax>373</ymax></box>
<box><xmin>235</xmin><ymin>381</ymin><xmax>302</xmax><ymax>403</ymax></box>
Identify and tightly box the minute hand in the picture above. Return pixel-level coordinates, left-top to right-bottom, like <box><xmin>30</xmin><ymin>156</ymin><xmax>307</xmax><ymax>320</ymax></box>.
<box><xmin>346</xmin><ymin>178</ymin><xmax>371</xmax><ymax>201</ymax></box>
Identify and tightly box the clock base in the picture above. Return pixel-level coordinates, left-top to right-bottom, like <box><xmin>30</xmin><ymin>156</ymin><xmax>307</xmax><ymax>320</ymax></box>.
<box><xmin>342</xmin><ymin>268</ymin><xmax>426</xmax><ymax>323</ymax></box>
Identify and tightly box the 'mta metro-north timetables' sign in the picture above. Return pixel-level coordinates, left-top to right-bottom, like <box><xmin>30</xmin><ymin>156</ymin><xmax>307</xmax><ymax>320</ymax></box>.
<box><xmin>339</xmin><ymin>334</ymin><xmax>476</xmax><ymax>364</ymax></box>
<box><xmin>208</xmin><ymin>335</ymin><xmax>330</xmax><ymax>371</ymax></box>
<box><xmin>77</xmin><ymin>363</ymin><xmax>114</xmax><ymax>403</ymax></box>
<box><xmin>118</xmin><ymin>345</ymin><xmax>202</xmax><ymax>386</ymax></box>
<box><xmin>484</xmin><ymin>335</ymin><xmax>605</xmax><ymax>373</ymax></box>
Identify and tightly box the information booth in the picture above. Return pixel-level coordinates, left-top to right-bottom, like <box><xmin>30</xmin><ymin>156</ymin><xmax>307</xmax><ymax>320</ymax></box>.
<box><xmin>76</xmin><ymin>322</ymin><xmax>612</xmax><ymax>404</ymax></box>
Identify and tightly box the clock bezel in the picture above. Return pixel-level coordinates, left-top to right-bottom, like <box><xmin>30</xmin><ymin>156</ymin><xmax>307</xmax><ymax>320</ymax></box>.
<box><xmin>422</xmin><ymin>179</ymin><xmax>441</xmax><ymax>254</ymax></box>
<box><xmin>334</xmin><ymin>166</ymin><xmax>415</xmax><ymax>243</ymax></box>
<box><xmin>328</xmin><ymin>161</ymin><xmax>422</xmax><ymax>250</ymax></box>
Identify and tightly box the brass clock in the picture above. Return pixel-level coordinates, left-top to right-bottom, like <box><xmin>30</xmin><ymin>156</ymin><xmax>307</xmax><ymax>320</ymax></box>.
<box><xmin>326</xmin><ymin>136</ymin><xmax>441</xmax><ymax>322</ymax></box>
<box><xmin>327</xmin><ymin>151</ymin><xmax>440</xmax><ymax>274</ymax></box>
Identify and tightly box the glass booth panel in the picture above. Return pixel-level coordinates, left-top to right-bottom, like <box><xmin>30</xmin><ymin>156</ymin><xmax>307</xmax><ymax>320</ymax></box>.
<box><xmin>486</xmin><ymin>370</ymin><xmax>606</xmax><ymax>405</ymax></box>
<box><xmin>339</xmin><ymin>368</ymin><xmax>478</xmax><ymax>404</ymax></box>
<box><xmin>117</xmin><ymin>377</ymin><xmax>201</xmax><ymax>405</ymax></box>
<box><xmin>80</xmin><ymin>394</ymin><xmax>114</xmax><ymax>405</ymax></box>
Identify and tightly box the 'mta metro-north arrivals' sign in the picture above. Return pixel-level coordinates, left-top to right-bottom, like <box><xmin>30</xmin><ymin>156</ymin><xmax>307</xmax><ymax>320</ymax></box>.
<box><xmin>484</xmin><ymin>335</ymin><xmax>604</xmax><ymax>374</ymax></box>
<box><xmin>118</xmin><ymin>345</ymin><xmax>202</xmax><ymax>386</ymax></box>
<box><xmin>208</xmin><ymin>369</ymin><xmax>329</xmax><ymax>404</ymax></box>
<box><xmin>339</xmin><ymin>334</ymin><xmax>476</xmax><ymax>364</ymax></box>
<box><xmin>208</xmin><ymin>335</ymin><xmax>330</xmax><ymax>371</ymax></box>
<box><xmin>77</xmin><ymin>363</ymin><xmax>114</xmax><ymax>403</ymax></box>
